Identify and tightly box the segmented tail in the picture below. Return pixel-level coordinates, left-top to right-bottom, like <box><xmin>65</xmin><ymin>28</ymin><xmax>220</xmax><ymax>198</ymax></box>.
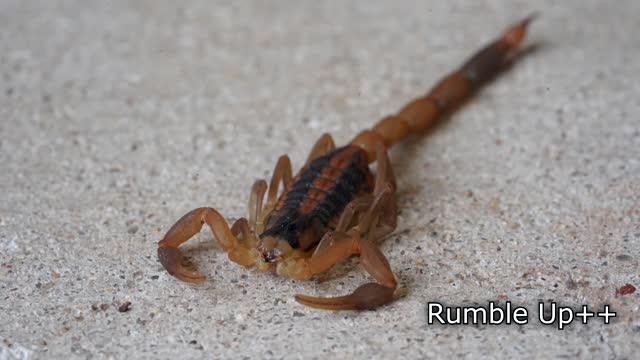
<box><xmin>351</xmin><ymin>15</ymin><xmax>537</xmax><ymax>162</ymax></box>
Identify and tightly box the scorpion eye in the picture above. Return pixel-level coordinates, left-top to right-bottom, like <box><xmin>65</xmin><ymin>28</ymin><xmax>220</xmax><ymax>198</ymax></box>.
<box><xmin>262</xmin><ymin>251</ymin><xmax>278</xmax><ymax>263</ymax></box>
<box><xmin>258</xmin><ymin>236</ymin><xmax>280</xmax><ymax>263</ymax></box>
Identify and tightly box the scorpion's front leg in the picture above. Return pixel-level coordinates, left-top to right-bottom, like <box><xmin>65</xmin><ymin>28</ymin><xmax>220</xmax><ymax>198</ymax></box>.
<box><xmin>264</xmin><ymin>155</ymin><xmax>292</xmax><ymax>212</ymax></box>
<box><xmin>305</xmin><ymin>133</ymin><xmax>336</xmax><ymax>166</ymax></box>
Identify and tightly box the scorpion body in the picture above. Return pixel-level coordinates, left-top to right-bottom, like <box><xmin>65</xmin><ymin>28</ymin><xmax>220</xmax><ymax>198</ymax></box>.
<box><xmin>260</xmin><ymin>145</ymin><xmax>370</xmax><ymax>252</ymax></box>
<box><xmin>157</xmin><ymin>16</ymin><xmax>535</xmax><ymax>310</ymax></box>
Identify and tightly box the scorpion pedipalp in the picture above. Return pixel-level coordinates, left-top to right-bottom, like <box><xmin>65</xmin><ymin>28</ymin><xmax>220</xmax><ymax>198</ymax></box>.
<box><xmin>296</xmin><ymin>283</ymin><xmax>396</xmax><ymax>311</ymax></box>
<box><xmin>157</xmin><ymin>245</ymin><xmax>207</xmax><ymax>284</ymax></box>
<box><xmin>293</xmin><ymin>231</ymin><xmax>398</xmax><ymax>310</ymax></box>
<box><xmin>158</xmin><ymin>207</ymin><xmax>256</xmax><ymax>283</ymax></box>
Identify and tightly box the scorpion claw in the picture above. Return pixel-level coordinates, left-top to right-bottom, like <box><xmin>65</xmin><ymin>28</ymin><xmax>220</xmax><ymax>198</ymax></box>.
<box><xmin>158</xmin><ymin>245</ymin><xmax>206</xmax><ymax>283</ymax></box>
<box><xmin>295</xmin><ymin>283</ymin><xmax>395</xmax><ymax>310</ymax></box>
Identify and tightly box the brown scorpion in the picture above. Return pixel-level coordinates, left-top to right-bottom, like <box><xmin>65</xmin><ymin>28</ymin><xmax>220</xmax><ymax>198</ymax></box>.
<box><xmin>157</xmin><ymin>16</ymin><xmax>535</xmax><ymax>310</ymax></box>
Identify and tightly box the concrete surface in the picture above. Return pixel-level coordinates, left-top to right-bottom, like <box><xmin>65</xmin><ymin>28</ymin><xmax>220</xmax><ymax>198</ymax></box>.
<box><xmin>1</xmin><ymin>1</ymin><xmax>639</xmax><ymax>359</ymax></box>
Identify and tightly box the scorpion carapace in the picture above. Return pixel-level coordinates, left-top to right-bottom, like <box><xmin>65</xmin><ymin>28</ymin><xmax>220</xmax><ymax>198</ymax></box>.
<box><xmin>260</xmin><ymin>145</ymin><xmax>370</xmax><ymax>251</ymax></box>
<box><xmin>157</xmin><ymin>16</ymin><xmax>535</xmax><ymax>310</ymax></box>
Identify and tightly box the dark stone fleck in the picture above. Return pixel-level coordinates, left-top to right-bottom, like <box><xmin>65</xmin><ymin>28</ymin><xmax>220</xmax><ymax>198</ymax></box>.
<box><xmin>93</xmin><ymin>303</ymin><xmax>109</xmax><ymax>311</ymax></box>
<box><xmin>118</xmin><ymin>301</ymin><xmax>132</xmax><ymax>312</ymax></box>
<box><xmin>616</xmin><ymin>254</ymin><xmax>633</xmax><ymax>261</ymax></box>
<box><xmin>293</xmin><ymin>311</ymin><xmax>305</xmax><ymax>317</ymax></box>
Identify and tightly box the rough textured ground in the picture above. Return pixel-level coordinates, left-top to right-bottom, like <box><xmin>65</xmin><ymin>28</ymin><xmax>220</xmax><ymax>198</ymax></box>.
<box><xmin>1</xmin><ymin>1</ymin><xmax>639</xmax><ymax>359</ymax></box>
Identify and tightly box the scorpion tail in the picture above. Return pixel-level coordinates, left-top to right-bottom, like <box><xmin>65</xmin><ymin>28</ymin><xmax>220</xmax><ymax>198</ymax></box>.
<box><xmin>351</xmin><ymin>14</ymin><xmax>537</xmax><ymax>162</ymax></box>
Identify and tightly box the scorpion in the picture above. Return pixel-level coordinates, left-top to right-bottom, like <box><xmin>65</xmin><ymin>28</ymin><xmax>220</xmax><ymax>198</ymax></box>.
<box><xmin>157</xmin><ymin>16</ymin><xmax>535</xmax><ymax>310</ymax></box>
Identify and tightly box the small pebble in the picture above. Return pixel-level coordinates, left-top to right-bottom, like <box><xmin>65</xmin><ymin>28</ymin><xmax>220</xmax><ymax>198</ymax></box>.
<box><xmin>118</xmin><ymin>301</ymin><xmax>132</xmax><ymax>312</ymax></box>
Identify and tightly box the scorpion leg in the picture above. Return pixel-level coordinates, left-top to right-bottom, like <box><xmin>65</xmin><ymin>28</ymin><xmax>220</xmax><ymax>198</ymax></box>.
<box><xmin>373</xmin><ymin>142</ymin><xmax>396</xmax><ymax>193</ymax></box>
<box><xmin>305</xmin><ymin>133</ymin><xmax>335</xmax><ymax>165</ymax></box>
<box><xmin>334</xmin><ymin>194</ymin><xmax>374</xmax><ymax>233</ymax></box>
<box><xmin>331</xmin><ymin>144</ymin><xmax>395</xmax><ymax>233</ymax></box>
<box><xmin>248</xmin><ymin>179</ymin><xmax>268</xmax><ymax>231</ymax></box>
<box><xmin>230</xmin><ymin>217</ymin><xmax>252</xmax><ymax>243</ymax></box>
<box><xmin>264</xmin><ymin>155</ymin><xmax>293</xmax><ymax>212</ymax></box>
<box><xmin>158</xmin><ymin>207</ymin><xmax>256</xmax><ymax>283</ymax></box>
<box><xmin>365</xmin><ymin>145</ymin><xmax>398</xmax><ymax>241</ymax></box>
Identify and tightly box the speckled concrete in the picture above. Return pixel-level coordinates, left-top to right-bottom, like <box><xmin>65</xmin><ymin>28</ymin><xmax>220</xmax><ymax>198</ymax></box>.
<box><xmin>1</xmin><ymin>1</ymin><xmax>639</xmax><ymax>359</ymax></box>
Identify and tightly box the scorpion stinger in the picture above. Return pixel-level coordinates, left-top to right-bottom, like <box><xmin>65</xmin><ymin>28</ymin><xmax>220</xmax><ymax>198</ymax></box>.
<box><xmin>156</xmin><ymin>15</ymin><xmax>536</xmax><ymax>310</ymax></box>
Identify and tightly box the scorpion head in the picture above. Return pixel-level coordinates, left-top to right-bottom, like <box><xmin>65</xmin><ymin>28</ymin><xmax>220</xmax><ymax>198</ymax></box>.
<box><xmin>257</xmin><ymin>235</ymin><xmax>293</xmax><ymax>265</ymax></box>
